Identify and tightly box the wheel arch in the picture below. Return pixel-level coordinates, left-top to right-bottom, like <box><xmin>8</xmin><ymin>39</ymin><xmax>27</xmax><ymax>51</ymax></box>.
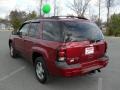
<box><xmin>9</xmin><ymin>39</ymin><xmax>12</xmax><ymax>48</ymax></box>
<box><xmin>32</xmin><ymin>51</ymin><xmax>44</xmax><ymax>65</ymax></box>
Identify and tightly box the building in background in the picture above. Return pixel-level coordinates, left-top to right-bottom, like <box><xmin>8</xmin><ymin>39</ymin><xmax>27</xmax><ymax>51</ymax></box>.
<box><xmin>0</xmin><ymin>23</ymin><xmax>6</xmax><ymax>30</ymax></box>
<box><xmin>0</xmin><ymin>22</ymin><xmax>13</xmax><ymax>31</ymax></box>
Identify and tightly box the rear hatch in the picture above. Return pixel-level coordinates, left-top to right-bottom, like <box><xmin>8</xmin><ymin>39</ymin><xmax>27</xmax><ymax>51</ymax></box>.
<box><xmin>61</xmin><ymin>21</ymin><xmax>106</xmax><ymax>64</ymax></box>
<box><xmin>65</xmin><ymin>40</ymin><xmax>106</xmax><ymax>64</ymax></box>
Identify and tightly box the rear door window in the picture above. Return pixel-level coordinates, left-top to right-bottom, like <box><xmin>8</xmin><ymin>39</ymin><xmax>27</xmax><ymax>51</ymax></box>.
<box><xmin>28</xmin><ymin>22</ymin><xmax>40</xmax><ymax>37</ymax></box>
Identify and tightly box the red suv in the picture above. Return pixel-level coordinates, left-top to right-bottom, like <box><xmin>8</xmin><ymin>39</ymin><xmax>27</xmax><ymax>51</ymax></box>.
<box><xmin>9</xmin><ymin>16</ymin><xmax>109</xmax><ymax>83</ymax></box>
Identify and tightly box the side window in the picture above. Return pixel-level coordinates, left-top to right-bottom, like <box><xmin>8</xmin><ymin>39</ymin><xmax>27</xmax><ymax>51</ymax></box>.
<box><xmin>43</xmin><ymin>21</ymin><xmax>62</xmax><ymax>41</ymax></box>
<box><xmin>19</xmin><ymin>23</ymin><xmax>29</xmax><ymax>36</ymax></box>
<box><xmin>28</xmin><ymin>23</ymin><xmax>40</xmax><ymax>37</ymax></box>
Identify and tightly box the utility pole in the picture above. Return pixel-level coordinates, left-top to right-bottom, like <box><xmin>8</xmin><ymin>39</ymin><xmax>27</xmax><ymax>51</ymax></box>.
<box><xmin>107</xmin><ymin>0</ymin><xmax>110</xmax><ymax>25</ymax></box>
<box><xmin>40</xmin><ymin>0</ymin><xmax>43</xmax><ymax>16</ymax></box>
<box><xmin>98</xmin><ymin>0</ymin><xmax>101</xmax><ymax>27</ymax></box>
<box><xmin>54</xmin><ymin>0</ymin><xmax>56</xmax><ymax>16</ymax></box>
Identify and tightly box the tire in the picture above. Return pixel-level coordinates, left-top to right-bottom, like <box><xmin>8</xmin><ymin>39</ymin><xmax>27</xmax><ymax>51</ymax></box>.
<box><xmin>9</xmin><ymin>43</ymin><xmax>17</xmax><ymax>58</ymax></box>
<box><xmin>35</xmin><ymin>57</ymin><xmax>49</xmax><ymax>84</ymax></box>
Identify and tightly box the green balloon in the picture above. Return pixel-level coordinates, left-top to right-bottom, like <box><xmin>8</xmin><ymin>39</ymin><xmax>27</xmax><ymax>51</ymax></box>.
<box><xmin>42</xmin><ymin>4</ymin><xmax>51</xmax><ymax>14</ymax></box>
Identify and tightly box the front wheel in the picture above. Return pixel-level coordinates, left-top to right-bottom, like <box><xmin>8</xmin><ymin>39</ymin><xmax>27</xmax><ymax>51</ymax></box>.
<box><xmin>9</xmin><ymin>43</ymin><xmax>17</xmax><ymax>58</ymax></box>
<box><xmin>35</xmin><ymin>57</ymin><xmax>49</xmax><ymax>84</ymax></box>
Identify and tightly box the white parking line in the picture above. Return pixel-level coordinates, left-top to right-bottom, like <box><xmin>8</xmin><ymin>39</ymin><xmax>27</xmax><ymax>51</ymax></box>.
<box><xmin>98</xmin><ymin>77</ymin><xmax>103</xmax><ymax>90</ymax></box>
<box><xmin>0</xmin><ymin>66</ymin><xmax>26</xmax><ymax>82</ymax></box>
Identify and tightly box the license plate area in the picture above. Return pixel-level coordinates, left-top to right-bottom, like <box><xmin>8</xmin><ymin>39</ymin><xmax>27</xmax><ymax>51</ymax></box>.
<box><xmin>85</xmin><ymin>47</ymin><xmax>94</xmax><ymax>55</ymax></box>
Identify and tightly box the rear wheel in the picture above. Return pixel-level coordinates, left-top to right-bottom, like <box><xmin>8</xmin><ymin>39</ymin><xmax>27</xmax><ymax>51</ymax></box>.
<box><xmin>35</xmin><ymin>57</ymin><xmax>49</xmax><ymax>84</ymax></box>
<box><xmin>9</xmin><ymin>43</ymin><xmax>17</xmax><ymax>58</ymax></box>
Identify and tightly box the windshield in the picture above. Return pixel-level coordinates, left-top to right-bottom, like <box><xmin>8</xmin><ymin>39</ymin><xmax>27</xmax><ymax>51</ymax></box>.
<box><xmin>62</xmin><ymin>21</ymin><xmax>104</xmax><ymax>42</ymax></box>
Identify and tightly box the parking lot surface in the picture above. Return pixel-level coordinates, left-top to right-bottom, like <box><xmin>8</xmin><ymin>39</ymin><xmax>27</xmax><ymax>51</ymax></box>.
<box><xmin>0</xmin><ymin>31</ymin><xmax>120</xmax><ymax>90</ymax></box>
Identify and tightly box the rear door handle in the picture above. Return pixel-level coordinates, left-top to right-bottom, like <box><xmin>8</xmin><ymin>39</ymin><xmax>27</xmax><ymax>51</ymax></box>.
<box><xmin>33</xmin><ymin>42</ymin><xmax>37</xmax><ymax>45</ymax></box>
<box><xmin>23</xmin><ymin>39</ymin><xmax>27</xmax><ymax>42</ymax></box>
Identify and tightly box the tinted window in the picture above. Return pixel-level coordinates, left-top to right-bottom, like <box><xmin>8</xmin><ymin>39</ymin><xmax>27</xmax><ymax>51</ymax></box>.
<box><xmin>19</xmin><ymin>23</ymin><xmax>29</xmax><ymax>36</ymax></box>
<box><xmin>29</xmin><ymin>23</ymin><xmax>40</xmax><ymax>37</ymax></box>
<box><xmin>43</xmin><ymin>21</ymin><xmax>62</xmax><ymax>41</ymax></box>
<box><xmin>62</xmin><ymin>21</ymin><xmax>104</xmax><ymax>42</ymax></box>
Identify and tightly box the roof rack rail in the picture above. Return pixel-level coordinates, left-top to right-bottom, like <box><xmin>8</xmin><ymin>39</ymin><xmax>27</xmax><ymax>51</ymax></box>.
<box><xmin>50</xmin><ymin>16</ymin><xmax>88</xmax><ymax>20</ymax></box>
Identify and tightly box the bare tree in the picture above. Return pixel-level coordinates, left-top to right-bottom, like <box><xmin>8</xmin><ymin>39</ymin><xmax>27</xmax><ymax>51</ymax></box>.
<box><xmin>67</xmin><ymin>0</ymin><xmax>91</xmax><ymax>17</ymax></box>
<box><xmin>96</xmin><ymin>0</ymin><xmax>104</xmax><ymax>27</ymax></box>
<box><xmin>92</xmin><ymin>0</ymin><xmax>103</xmax><ymax>27</ymax></box>
<box><xmin>104</xmin><ymin>0</ymin><xmax>120</xmax><ymax>35</ymax></box>
<box><xmin>53</xmin><ymin>0</ymin><xmax>60</xmax><ymax>16</ymax></box>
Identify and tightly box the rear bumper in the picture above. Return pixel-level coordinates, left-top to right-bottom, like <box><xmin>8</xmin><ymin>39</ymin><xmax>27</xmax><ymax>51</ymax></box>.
<box><xmin>55</xmin><ymin>56</ymin><xmax>109</xmax><ymax>77</ymax></box>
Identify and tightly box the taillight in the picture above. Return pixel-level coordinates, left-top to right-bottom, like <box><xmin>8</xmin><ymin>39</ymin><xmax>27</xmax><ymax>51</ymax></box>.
<box><xmin>57</xmin><ymin>47</ymin><xmax>66</xmax><ymax>62</ymax></box>
<box><xmin>104</xmin><ymin>41</ymin><xmax>107</xmax><ymax>53</ymax></box>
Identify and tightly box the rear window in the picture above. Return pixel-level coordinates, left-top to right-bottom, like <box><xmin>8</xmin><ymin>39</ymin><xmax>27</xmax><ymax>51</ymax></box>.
<box><xmin>42</xmin><ymin>21</ymin><xmax>104</xmax><ymax>42</ymax></box>
<box><xmin>62</xmin><ymin>21</ymin><xmax>104</xmax><ymax>42</ymax></box>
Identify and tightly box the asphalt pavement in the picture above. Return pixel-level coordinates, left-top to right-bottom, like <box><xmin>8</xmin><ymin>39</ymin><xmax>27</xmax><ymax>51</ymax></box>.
<box><xmin>0</xmin><ymin>31</ymin><xmax>120</xmax><ymax>90</ymax></box>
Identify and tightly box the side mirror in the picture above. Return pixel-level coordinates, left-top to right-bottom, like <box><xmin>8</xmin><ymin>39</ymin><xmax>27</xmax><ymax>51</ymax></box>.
<box><xmin>67</xmin><ymin>33</ymin><xmax>72</xmax><ymax>36</ymax></box>
<box><xmin>12</xmin><ymin>30</ymin><xmax>17</xmax><ymax>35</ymax></box>
<box><xmin>17</xmin><ymin>32</ymin><xmax>22</xmax><ymax>37</ymax></box>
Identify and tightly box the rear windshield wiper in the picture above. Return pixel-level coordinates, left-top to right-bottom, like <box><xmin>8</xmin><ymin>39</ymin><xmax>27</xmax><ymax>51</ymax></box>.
<box><xmin>64</xmin><ymin>36</ymin><xmax>89</xmax><ymax>42</ymax></box>
<box><xmin>89</xmin><ymin>39</ymin><xmax>102</xmax><ymax>43</ymax></box>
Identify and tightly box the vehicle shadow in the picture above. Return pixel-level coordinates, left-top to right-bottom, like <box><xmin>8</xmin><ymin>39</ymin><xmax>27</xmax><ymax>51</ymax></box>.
<box><xmin>46</xmin><ymin>74</ymin><xmax>100</xmax><ymax>90</ymax></box>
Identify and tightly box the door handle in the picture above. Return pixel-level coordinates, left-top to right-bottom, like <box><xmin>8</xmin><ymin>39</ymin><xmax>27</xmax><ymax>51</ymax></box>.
<box><xmin>23</xmin><ymin>39</ymin><xmax>27</xmax><ymax>42</ymax></box>
<box><xmin>33</xmin><ymin>42</ymin><xmax>36</xmax><ymax>45</ymax></box>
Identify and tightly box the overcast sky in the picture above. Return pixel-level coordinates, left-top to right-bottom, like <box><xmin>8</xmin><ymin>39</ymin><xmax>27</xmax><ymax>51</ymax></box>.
<box><xmin>0</xmin><ymin>0</ymin><xmax>120</xmax><ymax>21</ymax></box>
